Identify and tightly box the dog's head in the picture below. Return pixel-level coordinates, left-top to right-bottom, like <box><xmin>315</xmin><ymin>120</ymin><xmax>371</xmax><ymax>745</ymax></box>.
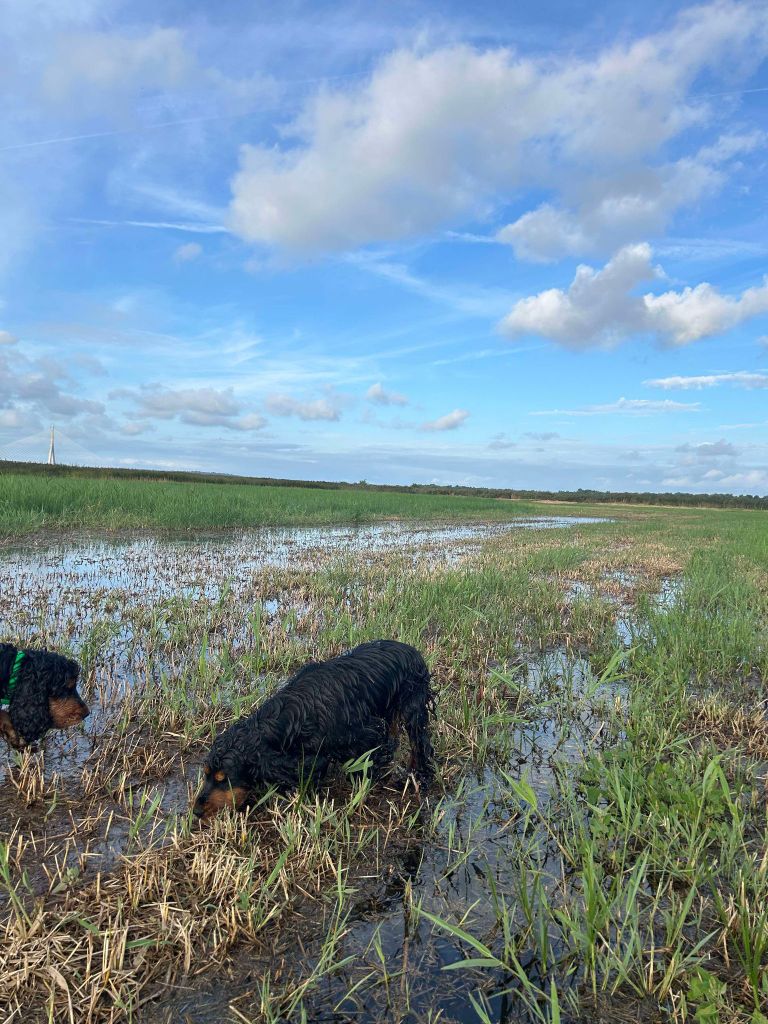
<box><xmin>9</xmin><ymin>650</ymin><xmax>89</xmax><ymax>745</ymax></box>
<box><xmin>192</xmin><ymin>724</ymin><xmax>256</xmax><ymax>820</ymax></box>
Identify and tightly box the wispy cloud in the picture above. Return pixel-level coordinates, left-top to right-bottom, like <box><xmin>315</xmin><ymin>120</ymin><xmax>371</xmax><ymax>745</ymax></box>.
<box><xmin>173</xmin><ymin>242</ymin><xmax>203</xmax><ymax>263</ymax></box>
<box><xmin>266</xmin><ymin>394</ymin><xmax>342</xmax><ymax>421</ymax></box>
<box><xmin>532</xmin><ymin>398</ymin><xmax>701</xmax><ymax>417</ymax></box>
<box><xmin>645</xmin><ymin>371</ymin><xmax>768</xmax><ymax>390</ymax></box>
<box><xmin>348</xmin><ymin>254</ymin><xmax>512</xmax><ymax>317</ymax></box>
<box><xmin>420</xmin><ymin>409</ymin><xmax>469</xmax><ymax>431</ymax></box>
<box><xmin>676</xmin><ymin>438</ymin><xmax>738</xmax><ymax>458</ymax></box>
<box><xmin>366</xmin><ymin>382</ymin><xmax>408</xmax><ymax>406</ymax></box>
<box><xmin>73</xmin><ymin>218</ymin><xmax>227</xmax><ymax>234</ymax></box>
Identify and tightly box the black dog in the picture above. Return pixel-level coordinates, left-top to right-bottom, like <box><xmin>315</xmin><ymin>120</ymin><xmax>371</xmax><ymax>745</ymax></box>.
<box><xmin>193</xmin><ymin>640</ymin><xmax>435</xmax><ymax>819</ymax></box>
<box><xmin>0</xmin><ymin>642</ymin><xmax>88</xmax><ymax>750</ymax></box>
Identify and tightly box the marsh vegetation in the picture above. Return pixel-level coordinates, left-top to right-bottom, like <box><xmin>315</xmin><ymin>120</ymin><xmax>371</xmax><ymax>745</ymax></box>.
<box><xmin>1</xmin><ymin>500</ymin><xmax>767</xmax><ymax>1023</ymax></box>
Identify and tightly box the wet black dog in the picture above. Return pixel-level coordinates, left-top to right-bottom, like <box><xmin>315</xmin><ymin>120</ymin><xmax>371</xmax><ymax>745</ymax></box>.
<box><xmin>0</xmin><ymin>642</ymin><xmax>88</xmax><ymax>750</ymax></box>
<box><xmin>193</xmin><ymin>640</ymin><xmax>435</xmax><ymax>819</ymax></box>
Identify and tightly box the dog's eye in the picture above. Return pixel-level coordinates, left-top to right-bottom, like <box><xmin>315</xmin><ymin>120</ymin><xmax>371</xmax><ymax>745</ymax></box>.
<box><xmin>214</xmin><ymin>770</ymin><xmax>226</xmax><ymax>783</ymax></box>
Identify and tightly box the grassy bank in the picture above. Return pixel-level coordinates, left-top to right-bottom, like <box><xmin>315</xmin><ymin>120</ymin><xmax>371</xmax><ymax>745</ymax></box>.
<box><xmin>1</xmin><ymin>506</ymin><xmax>767</xmax><ymax>1021</ymax></box>
<box><xmin>0</xmin><ymin>471</ymin><xmax>548</xmax><ymax>537</ymax></box>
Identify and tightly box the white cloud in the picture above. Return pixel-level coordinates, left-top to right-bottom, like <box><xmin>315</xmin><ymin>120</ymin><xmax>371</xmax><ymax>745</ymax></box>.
<box><xmin>500</xmin><ymin>244</ymin><xmax>656</xmax><ymax>349</ymax></box>
<box><xmin>420</xmin><ymin>409</ymin><xmax>469</xmax><ymax>431</ymax></box>
<box><xmin>715</xmin><ymin>469</ymin><xmax>768</xmax><ymax>490</ymax></box>
<box><xmin>266</xmin><ymin>394</ymin><xmax>341</xmax><ymax>421</ymax></box>
<box><xmin>676</xmin><ymin>438</ymin><xmax>738</xmax><ymax>458</ymax></box>
<box><xmin>366</xmin><ymin>382</ymin><xmax>408</xmax><ymax>406</ymax></box>
<box><xmin>228</xmin><ymin>5</ymin><xmax>768</xmax><ymax>254</ymax></box>
<box><xmin>173</xmin><ymin>242</ymin><xmax>203</xmax><ymax>263</ymax></box>
<box><xmin>500</xmin><ymin>244</ymin><xmax>768</xmax><ymax>349</ymax></box>
<box><xmin>497</xmin><ymin>132</ymin><xmax>765</xmax><ymax>261</ymax></box>
<box><xmin>0</xmin><ymin>330</ymin><xmax>17</xmax><ymax>345</ymax></box>
<box><xmin>662</xmin><ymin>466</ymin><xmax>768</xmax><ymax>491</ymax></box>
<box><xmin>234</xmin><ymin>413</ymin><xmax>267</xmax><ymax>431</ymax></box>
<box><xmin>117</xmin><ymin>384</ymin><xmax>264</xmax><ymax>431</ymax></box>
<box><xmin>532</xmin><ymin>397</ymin><xmax>701</xmax><ymax>416</ymax></box>
<box><xmin>0</xmin><ymin>343</ymin><xmax>104</xmax><ymax>421</ymax></box>
<box><xmin>645</xmin><ymin>371</ymin><xmax>768</xmax><ymax>389</ymax></box>
<box><xmin>645</xmin><ymin>279</ymin><xmax>768</xmax><ymax>345</ymax></box>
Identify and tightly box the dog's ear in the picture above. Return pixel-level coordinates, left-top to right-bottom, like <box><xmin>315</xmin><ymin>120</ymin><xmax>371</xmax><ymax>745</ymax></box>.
<box><xmin>48</xmin><ymin>654</ymin><xmax>80</xmax><ymax>689</ymax></box>
<box><xmin>9</xmin><ymin>655</ymin><xmax>52</xmax><ymax>744</ymax></box>
<box><xmin>64</xmin><ymin>657</ymin><xmax>81</xmax><ymax>682</ymax></box>
<box><xmin>261</xmin><ymin>752</ymin><xmax>301</xmax><ymax>790</ymax></box>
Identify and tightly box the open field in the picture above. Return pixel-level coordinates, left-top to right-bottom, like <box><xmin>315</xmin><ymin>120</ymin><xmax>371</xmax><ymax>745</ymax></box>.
<box><xmin>1</xmin><ymin>501</ymin><xmax>767</xmax><ymax>1023</ymax></box>
<box><xmin>0</xmin><ymin>471</ymin><xmax>548</xmax><ymax>538</ymax></box>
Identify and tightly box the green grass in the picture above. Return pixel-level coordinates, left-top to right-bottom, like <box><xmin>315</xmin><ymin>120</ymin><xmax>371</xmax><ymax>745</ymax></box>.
<box><xmin>0</xmin><ymin>471</ymin><xmax>551</xmax><ymax>536</ymax></box>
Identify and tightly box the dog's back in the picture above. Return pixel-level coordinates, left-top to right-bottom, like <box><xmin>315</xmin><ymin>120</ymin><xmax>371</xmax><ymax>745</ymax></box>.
<box><xmin>282</xmin><ymin>639</ymin><xmax>428</xmax><ymax>703</ymax></box>
<box><xmin>259</xmin><ymin>639</ymin><xmax>434</xmax><ymax>783</ymax></box>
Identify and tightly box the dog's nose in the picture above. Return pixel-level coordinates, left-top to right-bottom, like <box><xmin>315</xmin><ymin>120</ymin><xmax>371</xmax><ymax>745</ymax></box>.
<box><xmin>192</xmin><ymin>800</ymin><xmax>205</xmax><ymax>818</ymax></box>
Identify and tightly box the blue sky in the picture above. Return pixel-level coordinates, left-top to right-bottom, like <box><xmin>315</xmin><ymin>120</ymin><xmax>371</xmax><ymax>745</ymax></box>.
<box><xmin>1</xmin><ymin>0</ymin><xmax>767</xmax><ymax>493</ymax></box>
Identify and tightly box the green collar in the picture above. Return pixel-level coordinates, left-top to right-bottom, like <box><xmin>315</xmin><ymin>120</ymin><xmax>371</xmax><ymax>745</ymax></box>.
<box><xmin>1</xmin><ymin>650</ymin><xmax>24</xmax><ymax>707</ymax></box>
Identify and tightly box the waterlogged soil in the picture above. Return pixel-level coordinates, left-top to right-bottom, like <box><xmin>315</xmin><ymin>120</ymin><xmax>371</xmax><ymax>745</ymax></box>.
<box><xmin>0</xmin><ymin>516</ymin><xmax>667</xmax><ymax>1023</ymax></box>
<box><xmin>142</xmin><ymin>654</ymin><xmax>624</xmax><ymax>1024</ymax></box>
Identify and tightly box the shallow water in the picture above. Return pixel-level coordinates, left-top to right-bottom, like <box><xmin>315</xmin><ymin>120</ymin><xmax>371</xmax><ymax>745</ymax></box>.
<box><xmin>0</xmin><ymin>517</ymin><xmax>613</xmax><ymax>675</ymax></box>
<box><xmin>1</xmin><ymin>517</ymin><xmax>610</xmax><ymax>596</ymax></box>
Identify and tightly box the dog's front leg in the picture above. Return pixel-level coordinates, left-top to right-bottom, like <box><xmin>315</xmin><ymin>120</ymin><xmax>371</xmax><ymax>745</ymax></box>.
<box><xmin>0</xmin><ymin>710</ymin><xmax>24</xmax><ymax>749</ymax></box>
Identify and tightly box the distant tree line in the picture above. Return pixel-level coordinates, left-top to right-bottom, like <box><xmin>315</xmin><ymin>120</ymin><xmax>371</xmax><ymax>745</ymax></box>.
<box><xmin>1</xmin><ymin>460</ymin><xmax>766</xmax><ymax>510</ymax></box>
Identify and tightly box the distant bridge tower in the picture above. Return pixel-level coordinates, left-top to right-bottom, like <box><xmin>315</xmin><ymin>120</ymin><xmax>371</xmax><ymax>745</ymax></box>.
<box><xmin>47</xmin><ymin>425</ymin><xmax>56</xmax><ymax>465</ymax></box>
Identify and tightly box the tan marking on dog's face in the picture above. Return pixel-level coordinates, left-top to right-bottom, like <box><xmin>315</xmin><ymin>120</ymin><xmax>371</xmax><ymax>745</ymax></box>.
<box><xmin>48</xmin><ymin>696</ymin><xmax>89</xmax><ymax>728</ymax></box>
<box><xmin>214</xmin><ymin>769</ymin><xmax>226</xmax><ymax>782</ymax></box>
<box><xmin>196</xmin><ymin>785</ymin><xmax>249</xmax><ymax>820</ymax></box>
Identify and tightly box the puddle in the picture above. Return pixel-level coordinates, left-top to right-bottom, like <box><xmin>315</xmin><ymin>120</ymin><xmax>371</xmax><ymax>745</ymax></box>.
<box><xmin>615</xmin><ymin>575</ymin><xmax>684</xmax><ymax>648</ymax></box>
<box><xmin>557</xmin><ymin>569</ymin><xmax>683</xmax><ymax>650</ymax></box>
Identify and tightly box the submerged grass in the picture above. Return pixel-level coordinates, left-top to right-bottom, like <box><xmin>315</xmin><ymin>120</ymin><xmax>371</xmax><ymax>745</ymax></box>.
<box><xmin>0</xmin><ymin>501</ymin><xmax>766</xmax><ymax>1022</ymax></box>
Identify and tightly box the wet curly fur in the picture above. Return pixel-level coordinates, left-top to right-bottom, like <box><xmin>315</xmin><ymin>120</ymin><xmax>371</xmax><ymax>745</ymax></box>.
<box><xmin>0</xmin><ymin>642</ymin><xmax>88</xmax><ymax>749</ymax></box>
<box><xmin>193</xmin><ymin>640</ymin><xmax>435</xmax><ymax>819</ymax></box>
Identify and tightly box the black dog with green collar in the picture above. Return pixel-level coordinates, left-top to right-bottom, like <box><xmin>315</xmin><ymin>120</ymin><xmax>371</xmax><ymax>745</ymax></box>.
<box><xmin>0</xmin><ymin>642</ymin><xmax>88</xmax><ymax>749</ymax></box>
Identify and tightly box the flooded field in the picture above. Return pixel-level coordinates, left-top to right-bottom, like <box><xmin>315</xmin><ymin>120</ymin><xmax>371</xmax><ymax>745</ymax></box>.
<box><xmin>1</xmin><ymin>509</ymin><xmax>767</xmax><ymax>1023</ymax></box>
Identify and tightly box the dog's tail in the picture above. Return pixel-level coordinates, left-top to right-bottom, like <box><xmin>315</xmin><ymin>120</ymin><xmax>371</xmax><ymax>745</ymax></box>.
<box><xmin>401</xmin><ymin>649</ymin><xmax>436</xmax><ymax>788</ymax></box>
